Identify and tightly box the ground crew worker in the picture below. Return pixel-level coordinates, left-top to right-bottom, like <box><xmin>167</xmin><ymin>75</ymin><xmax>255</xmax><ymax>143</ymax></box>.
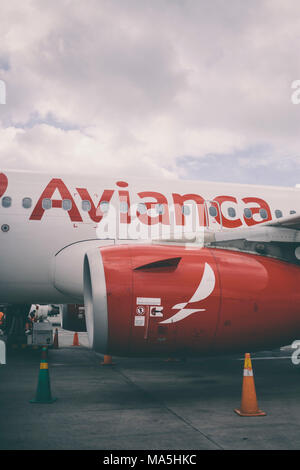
<box><xmin>29</xmin><ymin>309</ymin><xmax>36</xmax><ymax>324</ymax></box>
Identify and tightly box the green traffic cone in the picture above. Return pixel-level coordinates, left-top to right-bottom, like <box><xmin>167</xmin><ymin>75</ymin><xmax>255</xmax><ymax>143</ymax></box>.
<box><xmin>30</xmin><ymin>348</ymin><xmax>57</xmax><ymax>404</ymax></box>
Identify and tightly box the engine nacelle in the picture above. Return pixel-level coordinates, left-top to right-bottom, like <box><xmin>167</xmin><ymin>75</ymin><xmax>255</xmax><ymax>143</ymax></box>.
<box><xmin>84</xmin><ymin>244</ymin><xmax>300</xmax><ymax>356</ymax></box>
<box><xmin>60</xmin><ymin>304</ymin><xmax>87</xmax><ymax>332</ymax></box>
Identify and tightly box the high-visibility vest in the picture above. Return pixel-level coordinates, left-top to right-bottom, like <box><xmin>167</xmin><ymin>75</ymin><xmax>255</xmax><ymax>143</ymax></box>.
<box><xmin>0</xmin><ymin>312</ymin><xmax>4</xmax><ymax>325</ymax></box>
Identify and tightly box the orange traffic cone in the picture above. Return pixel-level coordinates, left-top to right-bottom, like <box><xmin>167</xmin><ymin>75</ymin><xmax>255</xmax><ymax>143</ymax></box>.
<box><xmin>101</xmin><ymin>355</ymin><xmax>115</xmax><ymax>366</ymax></box>
<box><xmin>234</xmin><ymin>353</ymin><xmax>266</xmax><ymax>417</ymax></box>
<box><xmin>53</xmin><ymin>328</ymin><xmax>59</xmax><ymax>349</ymax></box>
<box><xmin>73</xmin><ymin>332</ymin><xmax>80</xmax><ymax>346</ymax></box>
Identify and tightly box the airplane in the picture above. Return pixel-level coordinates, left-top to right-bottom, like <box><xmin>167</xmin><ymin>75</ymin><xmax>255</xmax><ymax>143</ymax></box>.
<box><xmin>1</xmin><ymin>169</ymin><xmax>300</xmax><ymax>357</ymax></box>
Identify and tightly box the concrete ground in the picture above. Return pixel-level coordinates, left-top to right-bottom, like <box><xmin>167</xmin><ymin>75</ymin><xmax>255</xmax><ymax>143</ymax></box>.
<box><xmin>1</xmin><ymin>326</ymin><xmax>300</xmax><ymax>450</ymax></box>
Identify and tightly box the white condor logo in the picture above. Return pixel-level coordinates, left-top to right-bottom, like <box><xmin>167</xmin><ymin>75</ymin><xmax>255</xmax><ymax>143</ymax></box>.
<box><xmin>159</xmin><ymin>263</ymin><xmax>215</xmax><ymax>324</ymax></box>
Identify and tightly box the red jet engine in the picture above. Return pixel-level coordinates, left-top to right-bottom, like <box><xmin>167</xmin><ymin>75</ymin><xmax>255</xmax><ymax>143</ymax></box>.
<box><xmin>83</xmin><ymin>244</ymin><xmax>300</xmax><ymax>357</ymax></box>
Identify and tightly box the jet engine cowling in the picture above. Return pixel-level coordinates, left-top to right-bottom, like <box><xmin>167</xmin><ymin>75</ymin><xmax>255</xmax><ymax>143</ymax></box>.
<box><xmin>84</xmin><ymin>244</ymin><xmax>300</xmax><ymax>356</ymax></box>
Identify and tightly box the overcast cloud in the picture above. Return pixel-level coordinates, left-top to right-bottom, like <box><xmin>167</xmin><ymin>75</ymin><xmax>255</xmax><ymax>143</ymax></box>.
<box><xmin>0</xmin><ymin>0</ymin><xmax>300</xmax><ymax>185</ymax></box>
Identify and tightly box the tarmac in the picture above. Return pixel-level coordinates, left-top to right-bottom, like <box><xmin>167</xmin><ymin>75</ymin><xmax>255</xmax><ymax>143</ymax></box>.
<box><xmin>1</xmin><ymin>322</ymin><xmax>300</xmax><ymax>451</ymax></box>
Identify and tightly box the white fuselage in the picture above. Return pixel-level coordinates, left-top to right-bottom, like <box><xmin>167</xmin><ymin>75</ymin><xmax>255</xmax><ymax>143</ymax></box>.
<box><xmin>0</xmin><ymin>170</ymin><xmax>299</xmax><ymax>304</ymax></box>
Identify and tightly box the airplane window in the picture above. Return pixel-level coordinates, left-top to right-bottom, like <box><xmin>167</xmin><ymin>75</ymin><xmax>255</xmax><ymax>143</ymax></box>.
<box><xmin>137</xmin><ymin>203</ymin><xmax>147</xmax><ymax>214</ymax></box>
<box><xmin>244</xmin><ymin>208</ymin><xmax>252</xmax><ymax>219</ymax></box>
<box><xmin>82</xmin><ymin>200</ymin><xmax>91</xmax><ymax>211</ymax></box>
<box><xmin>42</xmin><ymin>198</ymin><xmax>52</xmax><ymax>210</ymax></box>
<box><xmin>100</xmin><ymin>201</ymin><xmax>109</xmax><ymax>213</ymax></box>
<box><xmin>2</xmin><ymin>196</ymin><xmax>12</xmax><ymax>208</ymax></box>
<box><xmin>209</xmin><ymin>206</ymin><xmax>218</xmax><ymax>217</ymax></box>
<box><xmin>182</xmin><ymin>205</ymin><xmax>191</xmax><ymax>216</ymax></box>
<box><xmin>22</xmin><ymin>197</ymin><xmax>32</xmax><ymax>209</ymax></box>
<box><xmin>227</xmin><ymin>207</ymin><xmax>236</xmax><ymax>218</ymax></box>
<box><xmin>275</xmin><ymin>209</ymin><xmax>283</xmax><ymax>218</ymax></box>
<box><xmin>156</xmin><ymin>204</ymin><xmax>164</xmax><ymax>215</ymax></box>
<box><xmin>290</xmin><ymin>210</ymin><xmax>296</xmax><ymax>215</ymax></box>
<box><xmin>120</xmin><ymin>202</ymin><xmax>128</xmax><ymax>213</ymax></box>
<box><xmin>259</xmin><ymin>208</ymin><xmax>268</xmax><ymax>219</ymax></box>
<box><xmin>62</xmin><ymin>199</ymin><xmax>72</xmax><ymax>211</ymax></box>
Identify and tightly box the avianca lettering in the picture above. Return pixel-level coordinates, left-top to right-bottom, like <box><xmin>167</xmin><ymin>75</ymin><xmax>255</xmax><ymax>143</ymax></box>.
<box><xmin>0</xmin><ymin>172</ymin><xmax>8</xmax><ymax>198</ymax></box>
<box><xmin>30</xmin><ymin>178</ymin><xmax>82</xmax><ymax>222</ymax></box>
<box><xmin>213</xmin><ymin>195</ymin><xmax>242</xmax><ymax>228</ymax></box>
<box><xmin>173</xmin><ymin>193</ymin><xmax>207</xmax><ymax>226</ymax></box>
<box><xmin>76</xmin><ymin>187</ymin><xmax>114</xmax><ymax>223</ymax></box>
<box><xmin>242</xmin><ymin>197</ymin><xmax>272</xmax><ymax>226</ymax></box>
<box><xmin>137</xmin><ymin>191</ymin><xmax>170</xmax><ymax>226</ymax></box>
<box><xmin>0</xmin><ymin>174</ymin><xmax>273</xmax><ymax>229</ymax></box>
<box><xmin>117</xmin><ymin>181</ymin><xmax>131</xmax><ymax>224</ymax></box>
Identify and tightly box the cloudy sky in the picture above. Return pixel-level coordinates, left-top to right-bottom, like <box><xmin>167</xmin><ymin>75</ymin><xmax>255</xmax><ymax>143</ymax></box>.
<box><xmin>1</xmin><ymin>0</ymin><xmax>300</xmax><ymax>186</ymax></box>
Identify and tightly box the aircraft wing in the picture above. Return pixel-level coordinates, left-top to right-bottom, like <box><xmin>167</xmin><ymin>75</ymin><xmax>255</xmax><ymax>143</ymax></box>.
<box><xmin>152</xmin><ymin>213</ymin><xmax>300</xmax><ymax>248</ymax></box>
<box><xmin>206</xmin><ymin>212</ymin><xmax>300</xmax><ymax>266</ymax></box>
<box><xmin>262</xmin><ymin>213</ymin><xmax>300</xmax><ymax>231</ymax></box>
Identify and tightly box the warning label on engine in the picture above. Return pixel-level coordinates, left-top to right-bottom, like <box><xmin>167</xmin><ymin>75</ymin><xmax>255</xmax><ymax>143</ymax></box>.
<box><xmin>136</xmin><ymin>297</ymin><xmax>161</xmax><ymax>306</ymax></box>
<box><xmin>134</xmin><ymin>316</ymin><xmax>145</xmax><ymax>327</ymax></box>
<box><xmin>136</xmin><ymin>306</ymin><xmax>145</xmax><ymax>315</ymax></box>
